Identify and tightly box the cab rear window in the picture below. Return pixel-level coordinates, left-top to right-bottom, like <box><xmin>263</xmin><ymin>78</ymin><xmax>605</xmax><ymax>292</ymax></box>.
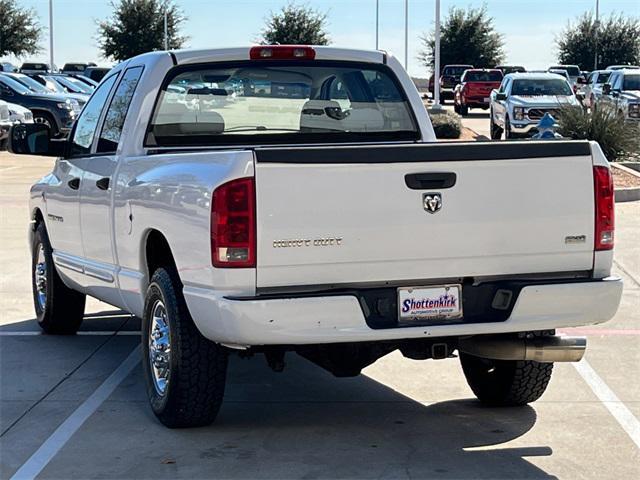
<box><xmin>145</xmin><ymin>61</ymin><xmax>419</xmax><ymax>147</ymax></box>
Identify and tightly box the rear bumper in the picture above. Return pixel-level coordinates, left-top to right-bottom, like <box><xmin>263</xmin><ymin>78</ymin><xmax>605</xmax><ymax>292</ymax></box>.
<box><xmin>184</xmin><ymin>277</ymin><xmax>623</xmax><ymax>347</ymax></box>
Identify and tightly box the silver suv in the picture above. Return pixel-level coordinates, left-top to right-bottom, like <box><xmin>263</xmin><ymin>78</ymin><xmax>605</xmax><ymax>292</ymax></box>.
<box><xmin>489</xmin><ymin>73</ymin><xmax>581</xmax><ymax>139</ymax></box>
<box><xmin>597</xmin><ymin>69</ymin><xmax>640</xmax><ymax>121</ymax></box>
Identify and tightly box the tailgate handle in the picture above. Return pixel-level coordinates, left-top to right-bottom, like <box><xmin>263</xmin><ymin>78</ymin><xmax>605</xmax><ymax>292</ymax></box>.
<box><xmin>405</xmin><ymin>172</ymin><xmax>456</xmax><ymax>190</ymax></box>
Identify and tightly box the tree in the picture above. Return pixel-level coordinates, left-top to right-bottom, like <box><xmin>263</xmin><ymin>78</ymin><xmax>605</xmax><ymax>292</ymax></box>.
<box><xmin>0</xmin><ymin>0</ymin><xmax>43</xmax><ymax>58</ymax></box>
<box><xmin>260</xmin><ymin>3</ymin><xmax>330</xmax><ymax>45</ymax></box>
<box><xmin>556</xmin><ymin>13</ymin><xmax>640</xmax><ymax>70</ymax></box>
<box><xmin>97</xmin><ymin>0</ymin><xmax>187</xmax><ymax>62</ymax></box>
<box><xmin>418</xmin><ymin>5</ymin><xmax>504</xmax><ymax>71</ymax></box>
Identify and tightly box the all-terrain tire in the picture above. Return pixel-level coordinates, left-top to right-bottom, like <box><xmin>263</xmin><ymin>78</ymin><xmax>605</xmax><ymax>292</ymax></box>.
<box><xmin>31</xmin><ymin>222</ymin><xmax>86</xmax><ymax>334</ymax></box>
<box><xmin>460</xmin><ymin>332</ymin><xmax>554</xmax><ymax>406</ymax></box>
<box><xmin>460</xmin><ymin>105</ymin><xmax>469</xmax><ymax>116</ymax></box>
<box><xmin>142</xmin><ymin>267</ymin><xmax>228</xmax><ymax>428</ymax></box>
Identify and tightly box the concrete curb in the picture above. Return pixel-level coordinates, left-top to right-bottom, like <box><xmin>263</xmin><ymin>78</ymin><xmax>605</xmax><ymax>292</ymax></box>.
<box><xmin>612</xmin><ymin>163</ymin><xmax>640</xmax><ymax>203</ymax></box>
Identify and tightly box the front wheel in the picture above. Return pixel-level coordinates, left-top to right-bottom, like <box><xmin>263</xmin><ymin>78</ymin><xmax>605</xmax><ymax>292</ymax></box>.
<box><xmin>504</xmin><ymin>116</ymin><xmax>513</xmax><ymax>139</ymax></box>
<box><xmin>142</xmin><ymin>267</ymin><xmax>229</xmax><ymax>428</ymax></box>
<box><xmin>32</xmin><ymin>222</ymin><xmax>85</xmax><ymax>334</ymax></box>
<box><xmin>460</xmin><ymin>104</ymin><xmax>469</xmax><ymax>116</ymax></box>
<box><xmin>490</xmin><ymin>110</ymin><xmax>503</xmax><ymax>140</ymax></box>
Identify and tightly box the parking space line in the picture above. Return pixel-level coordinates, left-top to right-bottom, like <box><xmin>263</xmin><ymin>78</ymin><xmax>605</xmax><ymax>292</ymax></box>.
<box><xmin>573</xmin><ymin>359</ymin><xmax>640</xmax><ymax>449</ymax></box>
<box><xmin>0</xmin><ymin>331</ymin><xmax>140</xmax><ymax>336</ymax></box>
<box><xmin>9</xmin><ymin>346</ymin><xmax>141</xmax><ymax>480</ymax></box>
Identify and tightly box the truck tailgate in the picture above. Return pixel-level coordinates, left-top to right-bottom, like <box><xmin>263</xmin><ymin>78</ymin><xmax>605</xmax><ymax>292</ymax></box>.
<box><xmin>254</xmin><ymin>141</ymin><xmax>595</xmax><ymax>288</ymax></box>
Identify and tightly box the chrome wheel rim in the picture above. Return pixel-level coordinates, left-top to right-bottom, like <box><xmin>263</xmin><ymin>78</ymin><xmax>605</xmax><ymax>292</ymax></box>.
<box><xmin>148</xmin><ymin>300</ymin><xmax>171</xmax><ymax>395</ymax></box>
<box><xmin>34</xmin><ymin>116</ymin><xmax>52</xmax><ymax>128</ymax></box>
<box><xmin>34</xmin><ymin>244</ymin><xmax>47</xmax><ymax>310</ymax></box>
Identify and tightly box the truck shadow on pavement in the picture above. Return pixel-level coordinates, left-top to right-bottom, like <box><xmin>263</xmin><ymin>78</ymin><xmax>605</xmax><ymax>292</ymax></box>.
<box><xmin>1</xmin><ymin>313</ymin><xmax>556</xmax><ymax>479</ymax></box>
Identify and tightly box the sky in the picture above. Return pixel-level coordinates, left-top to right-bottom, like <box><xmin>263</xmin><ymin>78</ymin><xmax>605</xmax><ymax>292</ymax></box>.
<box><xmin>4</xmin><ymin>0</ymin><xmax>640</xmax><ymax>77</ymax></box>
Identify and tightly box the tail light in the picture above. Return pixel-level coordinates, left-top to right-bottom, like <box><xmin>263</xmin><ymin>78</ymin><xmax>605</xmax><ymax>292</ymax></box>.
<box><xmin>250</xmin><ymin>46</ymin><xmax>315</xmax><ymax>60</ymax></box>
<box><xmin>211</xmin><ymin>177</ymin><xmax>256</xmax><ymax>268</ymax></box>
<box><xmin>593</xmin><ymin>166</ymin><xmax>614</xmax><ymax>251</ymax></box>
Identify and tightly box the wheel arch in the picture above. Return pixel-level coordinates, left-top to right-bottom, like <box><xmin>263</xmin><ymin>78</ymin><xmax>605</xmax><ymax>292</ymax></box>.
<box><xmin>142</xmin><ymin>228</ymin><xmax>180</xmax><ymax>289</ymax></box>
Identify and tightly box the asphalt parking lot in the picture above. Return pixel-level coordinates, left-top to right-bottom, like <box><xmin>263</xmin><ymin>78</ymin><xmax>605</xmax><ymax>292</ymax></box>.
<box><xmin>1</xmin><ymin>148</ymin><xmax>639</xmax><ymax>479</ymax></box>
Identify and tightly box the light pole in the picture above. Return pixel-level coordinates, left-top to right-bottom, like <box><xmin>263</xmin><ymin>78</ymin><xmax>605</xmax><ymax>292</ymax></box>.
<box><xmin>594</xmin><ymin>0</ymin><xmax>600</xmax><ymax>70</ymax></box>
<box><xmin>433</xmin><ymin>0</ymin><xmax>442</xmax><ymax>109</ymax></box>
<box><xmin>375</xmin><ymin>0</ymin><xmax>379</xmax><ymax>50</ymax></box>
<box><xmin>164</xmin><ymin>10</ymin><xmax>169</xmax><ymax>50</ymax></box>
<box><xmin>404</xmin><ymin>0</ymin><xmax>409</xmax><ymax>69</ymax></box>
<box><xmin>49</xmin><ymin>0</ymin><xmax>54</xmax><ymax>72</ymax></box>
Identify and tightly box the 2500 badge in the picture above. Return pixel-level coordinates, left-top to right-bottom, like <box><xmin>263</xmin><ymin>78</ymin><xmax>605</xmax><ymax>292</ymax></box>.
<box><xmin>273</xmin><ymin>237</ymin><xmax>343</xmax><ymax>248</ymax></box>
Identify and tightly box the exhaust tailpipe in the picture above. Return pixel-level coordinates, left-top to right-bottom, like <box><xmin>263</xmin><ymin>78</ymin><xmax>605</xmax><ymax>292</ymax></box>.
<box><xmin>458</xmin><ymin>335</ymin><xmax>586</xmax><ymax>363</ymax></box>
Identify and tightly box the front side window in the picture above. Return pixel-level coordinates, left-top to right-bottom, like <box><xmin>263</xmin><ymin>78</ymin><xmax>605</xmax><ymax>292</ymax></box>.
<box><xmin>69</xmin><ymin>74</ymin><xmax>119</xmax><ymax>157</ymax></box>
<box><xmin>97</xmin><ymin>67</ymin><xmax>144</xmax><ymax>153</ymax></box>
<box><xmin>623</xmin><ymin>74</ymin><xmax>640</xmax><ymax>90</ymax></box>
<box><xmin>146</xmin><ymin>61</ymin><xmax>418</xmax><ymax>147</ymax></box>
<box><xmin>596</xmin><ymin>72</ymin><xmax>611</xmax><ymax>85</ymax></box>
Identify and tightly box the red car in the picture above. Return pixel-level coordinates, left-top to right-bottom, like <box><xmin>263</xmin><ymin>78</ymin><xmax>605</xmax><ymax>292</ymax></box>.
<box><xmin>454</xmin><ymin>69</ymin><xmax>503</xmax><ymax>115</ymax></box>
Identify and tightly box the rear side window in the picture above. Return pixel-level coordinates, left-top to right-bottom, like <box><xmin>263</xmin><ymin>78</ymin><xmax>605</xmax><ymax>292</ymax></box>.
<box><xmin>69</xmin><ymin>74</ymin><xmax>119</xmax><ymax>157</ymax></box>
<box><xmin>146</xmin><ymin>61</ymin><xmax>418</xmax><ymax>147</ymax></box>
<box><xmin>97</xmin><ymin>66</ymin><xmax>144</xmax><ymax>153</ymax></box>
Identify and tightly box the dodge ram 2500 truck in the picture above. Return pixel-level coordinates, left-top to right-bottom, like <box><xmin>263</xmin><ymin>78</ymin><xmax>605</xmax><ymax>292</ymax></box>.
<box><xmin>9</xmin><ymin>46</ymin><xmax>623</xmax><ymax>428</ymax></box>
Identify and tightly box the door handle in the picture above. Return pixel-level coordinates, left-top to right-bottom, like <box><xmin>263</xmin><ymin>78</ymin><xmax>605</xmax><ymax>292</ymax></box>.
<box><xmin>96</xmin><ymin>177</ymin><xmax>110</xmax><ymax>190</ymax></box>
<box><xmin>67</xmin><ymin>177</ymin><xmax>80</xmax><ymax>190</ymax></box>
<box><xmin>405</xmin><ymin>172</ymin><xmax>457</xmax><ymax>190</ymax></box>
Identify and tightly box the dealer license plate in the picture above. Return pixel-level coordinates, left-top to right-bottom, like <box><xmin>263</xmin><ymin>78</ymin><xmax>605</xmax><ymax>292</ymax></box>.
<box><xmin>398</xmin><ymin>285</ymin><xmax>463</xmax><ymax>321</ymax></box>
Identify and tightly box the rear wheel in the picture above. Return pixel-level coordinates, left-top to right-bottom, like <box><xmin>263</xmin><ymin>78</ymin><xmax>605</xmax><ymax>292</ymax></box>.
<box><xmin>142</xmin><ymin>267</ymin><xmax>229</xmax><ymax>428</ymax></box>
<box><xmin>32</xmin><ymin>222</ymin><xmax>85</xmax><ymax>334</ymax></box>
<box><xmin>460</xmin><ymin>332</ymin><xmax>554</xmax><ymax>406</ymax></box>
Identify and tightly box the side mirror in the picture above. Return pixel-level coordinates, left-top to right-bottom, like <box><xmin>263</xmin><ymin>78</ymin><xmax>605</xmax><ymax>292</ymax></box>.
<box><xmin>8</xmin><ymin>123</ymin><xmax>66</xmax><ymax>157</ymax></box>
<box><xmin>602</xmin><ymin>84</ymin><xmax>611</xmax><ymax>95</ymax></box>
<box><xmin>577</xmin><ymin>77</ymin><xmax>587</xmax><ymax>85</ymax></box>
<box><xmin>496</xmin><ymin>92</ymin><xmax>507</xmax><ymax>101</ymax></box>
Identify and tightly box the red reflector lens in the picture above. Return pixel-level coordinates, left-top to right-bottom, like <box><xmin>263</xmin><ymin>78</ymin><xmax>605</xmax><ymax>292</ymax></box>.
<box><xmin>211</xmin><ymin>177</ymin><xmax>256</xmax><ymax>268</ymax></box>
<box><xmin>593</xmin><ymin>166</ymin><xmax>614</xmax><ymax>251</ymax></box>
<box><xmin>250</xmin><ymin>46</ymin><xmax>316</xmax><ymax>60</ymax></box>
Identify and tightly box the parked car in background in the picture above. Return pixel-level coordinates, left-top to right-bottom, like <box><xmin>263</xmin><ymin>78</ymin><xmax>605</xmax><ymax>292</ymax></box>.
<box><xmin>60</xmin><ymin>62</ymin><xmax>96</xmax><ymax>75</ymax></box>
<box><xmin>453</xmin><ymin>68</ymin><xmax>503</xmax><ymax>115</ymax></box>
<box><xmin>548</xmin><ymin>65</ymin><xmax>581</xmax><ymax>89</ymax></box>
<box><xmin>581</xmin><ymin>70</ymin><xmax>612</xmax><ymax>109</ymax></box>
<box><xmin>20</xmin><ymin>62</ymin><xmax>55</xmax><ymax>74</ymax></box>
<box><xmin>0</xmin><ymin>74</ymin><xmax>78</xmax><ymax>137</ymax></box>
<box><xmin>47</xmin><ymin>75</ymin><xmax>94</xmax><ymax>95</ymax></box>
<box><xmin>2</xmin><ymin>72</ymin><xmax>87</xmax><ymax>111</ymax></box>
<box><xmin>598</xmin><ymin>69</ymin><xmax>640</xmax><ymax>121</ymax></box>
<box><xmin>83</xmin><ymin>67</ymin><xmax>110</xmax><ymax>82</ymax></box>
<box><xmin>1</xmin><ymin>62</ymin><xmax>17</xmax><ymax>72</ymax></box>
<box><xmin>489</xmin><ymin>72</ymin><xmax>581</xmax><ymax>139</ymax></box>
<box><xmin>0</xmin><ymin>100</ymin><xmax>10</xmax><ymax>149</ymax></box>
<box><xmin>495</xmin><ymin>65</ymin><xmax>526</xmax><ymax>75</ymax></box>
<box><xmin>5</xmin><ymin>100</ymin><xmax>34</xmax><ymax>124</ymax></box>
<box><xmin>548</xmin><ymin>68</ymin><xmax>571</xmax><ymax>82</ymax></box>
<box><xmin>28</xmin><ymin>73</ymin><xmax>91</xmax><ymax>99</ymax></box>
<box><xmin>606</xmin><ymin>65</ymin><xmax>640</xmax><ymax>71</ymax></box>
<box><xmin>439</xmin><ymin>64</ymin><xmax>474</xmax><ymax>102</ymax></box>
<box><xmin>68</xmin><ymin>74</ymin><xmax>98</xmax><ymax>88</ymax></box>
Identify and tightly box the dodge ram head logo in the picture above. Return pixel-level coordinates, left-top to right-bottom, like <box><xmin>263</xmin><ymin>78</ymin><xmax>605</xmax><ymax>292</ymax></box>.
<box><xmin>423</xmin><ymin>193</ymin><xmax>442</xmax><ymax>213</ymax></box>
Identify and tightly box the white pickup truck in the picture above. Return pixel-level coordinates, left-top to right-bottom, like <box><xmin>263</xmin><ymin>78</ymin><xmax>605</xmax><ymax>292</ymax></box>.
<box><xmin>9</xmin><ymin>46</ymin><xmax>623</xmax><ymax>428</ymax></box>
